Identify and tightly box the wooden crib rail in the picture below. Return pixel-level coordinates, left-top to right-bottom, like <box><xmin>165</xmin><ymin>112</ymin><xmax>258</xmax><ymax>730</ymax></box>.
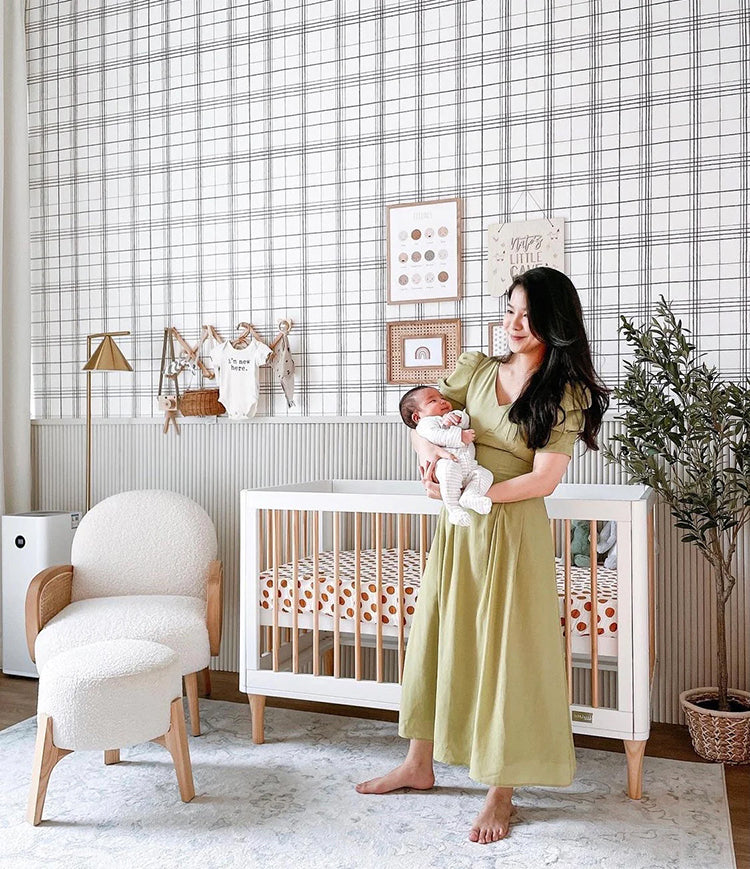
<box><xmin>255</xmin><ymin>506</ymin><xmax>653</xmax><ymax>710</ymax></box>
<box><xmin>256</xmin><ymin>507</ymin><xmax>435</xmax><ymax>687</ymax></box>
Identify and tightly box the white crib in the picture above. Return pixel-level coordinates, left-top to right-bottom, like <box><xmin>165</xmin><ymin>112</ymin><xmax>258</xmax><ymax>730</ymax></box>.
<box><xmin>240</xmin><ymin>481</ymin><xmax>656</xmax><ymax>799</ymax></box>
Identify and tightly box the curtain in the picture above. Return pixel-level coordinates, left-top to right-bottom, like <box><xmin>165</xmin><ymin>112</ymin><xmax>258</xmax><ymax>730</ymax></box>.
<box><xmin>0</xmin><ymin>0</ymin><xmax>31</xmax><ymax>516</ymax></box>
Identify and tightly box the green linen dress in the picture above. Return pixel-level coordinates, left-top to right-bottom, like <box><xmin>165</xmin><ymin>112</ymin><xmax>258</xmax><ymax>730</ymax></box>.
<box><xmin>398</xmin><ymin>351</ymin><xmax>590</xmax><ymax>788</ymax></box>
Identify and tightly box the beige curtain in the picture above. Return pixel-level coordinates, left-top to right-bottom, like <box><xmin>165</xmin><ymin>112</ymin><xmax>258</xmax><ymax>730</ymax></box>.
<box><xmin>0</xmin><ymin>0</ymin><xmax>31</xmax><ymax>516</ymax></box>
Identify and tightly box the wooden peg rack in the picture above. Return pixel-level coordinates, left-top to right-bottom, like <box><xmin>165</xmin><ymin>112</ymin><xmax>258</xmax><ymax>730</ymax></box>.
<box><xmin>165</xmin><ymin>319</ymin><xmax>294</xmax><ymax>380</ymax></box>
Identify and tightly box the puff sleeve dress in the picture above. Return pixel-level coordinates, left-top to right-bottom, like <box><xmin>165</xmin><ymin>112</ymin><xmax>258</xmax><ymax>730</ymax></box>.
<box><xmin>398</xmin><ymin>351</ymin><xmax>590</xmax><ymax>788</ymax></box>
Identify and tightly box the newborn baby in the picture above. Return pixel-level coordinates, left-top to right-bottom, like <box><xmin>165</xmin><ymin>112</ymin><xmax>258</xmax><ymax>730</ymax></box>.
<box><xmin>399</xmin><ymin>386</ymin><xmax>495</xmax><ymax>526</ymax></box>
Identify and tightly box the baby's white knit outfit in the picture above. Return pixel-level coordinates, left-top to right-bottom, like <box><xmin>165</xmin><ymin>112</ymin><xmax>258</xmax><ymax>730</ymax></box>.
<box><xmin>415</xmin><ymin>410</ymin><xmax>494</xmax><ymax>526</ymax></box>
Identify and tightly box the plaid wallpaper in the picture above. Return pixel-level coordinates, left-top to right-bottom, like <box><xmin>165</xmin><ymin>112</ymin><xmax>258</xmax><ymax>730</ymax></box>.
<box><xmin>26</xmin><ymin>0</ymin><xmax>750</xmax><ymax>419</ymax></box>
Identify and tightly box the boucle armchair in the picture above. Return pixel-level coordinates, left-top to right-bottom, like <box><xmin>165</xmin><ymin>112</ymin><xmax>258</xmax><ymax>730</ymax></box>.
<box><xmin>25</xmin><ymin>490</ymin><xmax>223</xmax><ymax>737</ymax></box>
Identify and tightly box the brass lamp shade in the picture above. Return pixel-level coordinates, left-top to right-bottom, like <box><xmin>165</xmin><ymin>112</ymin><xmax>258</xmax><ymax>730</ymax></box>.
<box><xmin>83</xmin><ymin>335</ymin><xmax>133</xmax><ymax>372</ymax></box>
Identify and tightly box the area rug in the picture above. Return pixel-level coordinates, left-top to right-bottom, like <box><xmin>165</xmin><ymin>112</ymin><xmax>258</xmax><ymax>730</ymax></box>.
<box><xmin>0</xmin><ymin>700</ymin><xmax>735</xmax><ymax>869</ymax></box>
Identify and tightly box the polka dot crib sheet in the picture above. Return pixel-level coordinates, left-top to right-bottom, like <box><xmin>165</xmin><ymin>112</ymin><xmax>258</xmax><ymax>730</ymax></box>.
<box><xmin>258</xmin><ymin>549</ymin><xmax>619</xmax><ymax>656</ymax></box>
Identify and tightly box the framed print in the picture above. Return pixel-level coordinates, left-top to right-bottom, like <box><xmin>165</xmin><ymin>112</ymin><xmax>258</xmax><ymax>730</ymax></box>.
<box><xmin>402</xmin><ymin>335</ymin><xmax>446</xmax><ymax>369</ymax></box>
<box><xmin>387</xmin><ymin>319</ymin><xmax>461</xmax><ymax>384</ymax></box>
<box><xmin>387</xmin><ymin>198</ymin><xmax>462</xmax><ymax>304</ymax></box>
<box><xmin>487</xmin><ymin>321</ymin><xmax>508</xmax><ymax>357</ymax></box>
<box><xmin>487</xmin><ymin>217</ymin><xmax>565</xmax><ymax>297</ymax></box>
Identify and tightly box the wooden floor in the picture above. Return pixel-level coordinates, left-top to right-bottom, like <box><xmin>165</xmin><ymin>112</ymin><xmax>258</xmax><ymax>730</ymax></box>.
<box><xmin>2</xmin><ymin>670</ymin><xmax>747</xmax><ymax>864</ymax></box>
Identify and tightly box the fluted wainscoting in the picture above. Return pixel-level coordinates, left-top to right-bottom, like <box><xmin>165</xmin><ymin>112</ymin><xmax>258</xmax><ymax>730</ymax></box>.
<box><xmin>31</xmin><ymin>417</ymin><xmax>748</xmax><ymax>725</ymax></box>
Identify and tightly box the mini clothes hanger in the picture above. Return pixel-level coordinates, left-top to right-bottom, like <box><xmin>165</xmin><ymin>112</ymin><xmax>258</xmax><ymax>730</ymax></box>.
<box><xmin>167</xmin><ymin>326</ymin><xmax>216</xmax><ymax>379</ymax></box>
<box><xmin>207</xmin><ymin>322</ymin><xmax>265</xmax><ymax>350</ymax></box>
<box><xmin>233</xmin><ymin>322</ymin><xmax>266</xmax><ymax>349</ymax></box>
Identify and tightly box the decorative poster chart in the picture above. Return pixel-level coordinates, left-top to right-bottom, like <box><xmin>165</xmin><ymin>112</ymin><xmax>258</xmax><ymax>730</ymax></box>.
<box><xmin>387</xmin><ymin>198</ymin><xmax>462</xmax><ymax>304</ymax></box>
<box><xmin>487</xmin><ymin>217</ymin><xmax>565</xmax><ymax>297</ymax></box>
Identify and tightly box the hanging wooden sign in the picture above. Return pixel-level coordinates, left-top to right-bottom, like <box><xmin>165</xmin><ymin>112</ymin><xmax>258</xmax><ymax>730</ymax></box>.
<box><xmin>487</xmin><ymin>217</ymin><xmax>565</xmax><ymax>297</ymax></box>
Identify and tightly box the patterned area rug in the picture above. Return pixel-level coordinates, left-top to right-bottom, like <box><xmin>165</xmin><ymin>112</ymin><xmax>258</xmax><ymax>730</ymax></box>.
<box><xmin>0</xmin><ymin>700</ymin><xmax>735</xmax><ymax>869</ymax></box>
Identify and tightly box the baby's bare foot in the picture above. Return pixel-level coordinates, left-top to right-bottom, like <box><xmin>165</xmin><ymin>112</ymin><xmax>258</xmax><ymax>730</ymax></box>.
<box><xmin>469</xmin><ymin>787</ymin><xmax>517</xmax><ymax>844</ymax></box>
<box><xmin>355</xmin><ymin>762</ymin><xmax>435</xmax><ymax>794</ymax></box>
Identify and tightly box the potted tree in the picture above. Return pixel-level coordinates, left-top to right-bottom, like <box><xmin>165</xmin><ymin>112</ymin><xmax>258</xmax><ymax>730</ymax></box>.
<box><xmin>603</xmin><ymin>296</ymin><xmax>750</xmax><ymax>763</ymax></box>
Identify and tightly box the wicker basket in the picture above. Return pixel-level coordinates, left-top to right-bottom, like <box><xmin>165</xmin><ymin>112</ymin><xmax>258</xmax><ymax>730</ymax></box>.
<box><xmin>179</xmin><ymin>388</ymin><xmax>225</xmax><ymax>417</ymax></box>
<box><xmin>680</xmin><ymin>687</ymin><xmax>750</xmax><ymax>764</ymax></box>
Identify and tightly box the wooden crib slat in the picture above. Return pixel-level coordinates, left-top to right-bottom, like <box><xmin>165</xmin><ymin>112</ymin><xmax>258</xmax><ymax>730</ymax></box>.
<box><xmin>302</xmin><ymin>510</ymin><xmax>308</xmax><ymax>557</ymax></box>
<box><xmin>313</xmin><ymin>512</ymin><xmax>320</xmax><ymax>676</ymax></box>
<box><xmin>262</xmin><ymin>511</ymin><xmax>271</xmax><ymax>655</ymax></box>
<box><xmin>589</xmin><ymin>519</ymin><xmax>599</xmax><ymax>708</ymax></box>
<box><xmin>258</xmin><ymin>511</ymin><xmax>265</xmax><ymax>573</ymax></box>
<box><xmin>375</xmin><ymin>513</ymin><xmax>383</xmax><ymax>683</ymax></box>
<box><xmin>258</xmin><ymin>511</ymin><xmax>265</xmax><ymax>656</ymax></box>
<box><xmin>564</xmin><ymin>518</ymin><xmax>572</xmax><ymax>703</ymax></box>
<box><xmin>272</xmin><ymin>510</ymin><xmax>281</xmax><ymax>673</ymax></box>
<box><xmin>267</xmin><ymin>508</ymin><xmax>272</xmax><ymax>571</ymax></box>
<box><xmin>397</xmin><ymin>513</ymin><xmax>406</xmax><ymax>682</ymax></box>
<box><xmin>284</xmin><ymin>510</ymin><xmax>291</xmax><ymax>564</ymax></box>
<box><xmin>354</xmin><ymin>513</ymin><xmax>362</xmax><ymax>681</ymax></box>
<box><xmin>333</xmin><ymin>511</ymin><xmax>341</xmax><ymax>678</ymax></box>
<box><xmin>292</xmin><ymin>511</ymin><xmax>300</xmax><ymax>673</ymax></box>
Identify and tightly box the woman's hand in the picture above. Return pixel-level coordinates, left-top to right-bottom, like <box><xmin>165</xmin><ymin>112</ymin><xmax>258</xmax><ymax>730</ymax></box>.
<box><xmin>420</xmin><ymin>463</ymin><xmax>443</xmax><ymax>500</ymax></box>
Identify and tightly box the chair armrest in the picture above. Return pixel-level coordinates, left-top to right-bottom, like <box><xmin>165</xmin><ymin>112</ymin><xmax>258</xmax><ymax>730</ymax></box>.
<box><xmin>25</xmin><ymin>565</ymin><xmax>74</xmax><ymax>662</ymax></box>
<box><xmin>206</xmin><ymin>560</ymin><xmax>223</xmax><ymax>656</ymax></box>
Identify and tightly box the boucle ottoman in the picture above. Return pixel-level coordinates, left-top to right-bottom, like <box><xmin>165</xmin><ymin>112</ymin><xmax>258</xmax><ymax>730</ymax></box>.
<box><xmin>28</xmin><ymin>639</ymin><xmax>195</xmax><ymax>825</ymax></box>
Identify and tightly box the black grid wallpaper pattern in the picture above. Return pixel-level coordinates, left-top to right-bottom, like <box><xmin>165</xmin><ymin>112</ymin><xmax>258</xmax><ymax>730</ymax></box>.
<box><xmin>26</xmin><ymin>0</ymin><xmax>750</xmax><ymax>418</ymax></box>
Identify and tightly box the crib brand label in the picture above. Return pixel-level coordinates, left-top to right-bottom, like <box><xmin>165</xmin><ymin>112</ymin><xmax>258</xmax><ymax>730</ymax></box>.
<box><xmin>572</xmin><ymin>710</ymin><xmax>593</xmax><ymax>723</ymax></box>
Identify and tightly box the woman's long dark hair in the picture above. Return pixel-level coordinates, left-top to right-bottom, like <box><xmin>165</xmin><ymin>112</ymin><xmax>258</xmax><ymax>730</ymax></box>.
<box><xmin>497</xmin><ymin>267</ymin><xmax>609</xmax><ymax>451</ymax></box>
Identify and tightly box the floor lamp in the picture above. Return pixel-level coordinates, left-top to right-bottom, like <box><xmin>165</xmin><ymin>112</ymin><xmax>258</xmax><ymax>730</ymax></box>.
<box><xmin>83</xmin><ymin>331</ymin><xmax>133</xmax><ymax>512</ymax></box>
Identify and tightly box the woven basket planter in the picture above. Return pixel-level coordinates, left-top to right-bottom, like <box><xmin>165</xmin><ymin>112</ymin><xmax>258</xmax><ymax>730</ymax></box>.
<box><xmin>679</xmin><ymin>687</ymin><xmax>750</xmax><ymax>764</ymax></box>
<box><xmin>179</xmin><ymin>389</ymin><xmax>225</xmax><ymax>417</ymax></box>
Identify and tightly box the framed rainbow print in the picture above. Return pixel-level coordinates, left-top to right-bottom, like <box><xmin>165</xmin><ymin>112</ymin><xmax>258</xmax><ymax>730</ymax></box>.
<box><xmin>386</xmin><ymin>198</ymin><xmax>462</xmax><ymax>304</ymax></box>
<box><xmin>386</xmin><ymin>318</ymin><xmax>461</xmax><ymax>384</ymax></box>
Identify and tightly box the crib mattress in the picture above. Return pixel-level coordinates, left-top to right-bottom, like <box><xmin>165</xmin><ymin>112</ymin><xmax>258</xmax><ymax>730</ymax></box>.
<box><xmin>258</xmin><ymin>548</ymin><xmax>619</xmax><ymax>652</ymax></box>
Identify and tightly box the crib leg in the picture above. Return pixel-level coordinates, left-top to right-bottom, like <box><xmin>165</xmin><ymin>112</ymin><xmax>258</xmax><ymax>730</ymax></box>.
<box><xmin>248</xmin><ymin>694</ymin><xmax>266</xmax><ymax>745</ymax></box>
<box><xmin>623</xmin><ymin>739</ymin><xmax>647</xmax><ymax>799</ymax></box>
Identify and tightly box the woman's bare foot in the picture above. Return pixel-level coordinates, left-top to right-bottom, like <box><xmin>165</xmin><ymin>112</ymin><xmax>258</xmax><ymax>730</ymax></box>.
<box><xmin>469</xmin><ymin>786</ymin><xmax>516</xmax><ymax>844</ymax></box>
<box><xmin>355</xmin><ymin>761</ymin><xmax>435</xmax><ymax>794</ymax></box>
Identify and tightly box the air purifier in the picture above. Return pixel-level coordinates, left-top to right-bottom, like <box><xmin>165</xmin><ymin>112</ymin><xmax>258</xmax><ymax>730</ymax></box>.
<box><xmin>1</xmin><ymin>511</ymin><xmax>80</xmax><ymax>677</ymax></box>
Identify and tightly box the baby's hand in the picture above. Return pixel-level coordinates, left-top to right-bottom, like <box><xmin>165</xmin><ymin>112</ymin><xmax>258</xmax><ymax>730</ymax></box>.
<box><xmin>444</xmin><ymin>411</ymin><xmax>463</xmax><ymax>427</ymax></box>
<box><xmin>461</xmin><ymin>429</ymin><xmax>476</xmax><ymax>444</ymax></box>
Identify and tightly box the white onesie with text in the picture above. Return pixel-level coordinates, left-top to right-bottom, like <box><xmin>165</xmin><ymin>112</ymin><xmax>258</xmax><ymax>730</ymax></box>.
<box><xmin>211</xmin><ymin>338</ymin><xmax>271</xmax><ymax>418</ymax></box>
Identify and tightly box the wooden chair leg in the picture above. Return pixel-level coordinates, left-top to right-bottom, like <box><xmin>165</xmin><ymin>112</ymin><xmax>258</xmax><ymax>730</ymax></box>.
<box><xmin>27</xmin><ymin>715</ymin><xmax>71</xmax><ymax>825</ymax></box>
<box><xmin>623</xmin><ymin>739</ymin><xmax>647</xmax><ymax>799</ymax></box>
<box><xmin>248</xmin><ymin>694</ymin><xmax>266</xmax><ymax>745</ymax></box>
<box><xmin>322</xmin><ymin>648</ymin><xmax>334</xmax><ymax>676</ymax></box>
<box><xmin>154</xmin><ymin>698</ymin><xmax>195</xmax><ymax>802</ymax></box>
<box><xmin>184</xmin><ymin>671</ymin><xmax>201</xmax><ymax>736</ymax></box>
<box><xmin>104</xmin><ymin>749</ymin><xmax>121</xmax><ymax>765</ymax></box>
<box><xmin>200</xmin><ymin>667</ymin><xmax>212</xmax><ymax>698</ymax></box>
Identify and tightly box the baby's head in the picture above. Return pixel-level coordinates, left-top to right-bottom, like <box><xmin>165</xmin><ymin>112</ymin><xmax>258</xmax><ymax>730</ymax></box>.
<box><xmin>399</xmin><ymin>386</ymin><xmax>454</xmax><ymax>429</ymax></box>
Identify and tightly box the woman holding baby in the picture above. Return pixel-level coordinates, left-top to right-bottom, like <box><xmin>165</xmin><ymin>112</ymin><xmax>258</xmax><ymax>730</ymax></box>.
<box><xmin>356</xmin><ymin>267</ymin><xmax>609</xmax><ymax>844</ymax></box>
